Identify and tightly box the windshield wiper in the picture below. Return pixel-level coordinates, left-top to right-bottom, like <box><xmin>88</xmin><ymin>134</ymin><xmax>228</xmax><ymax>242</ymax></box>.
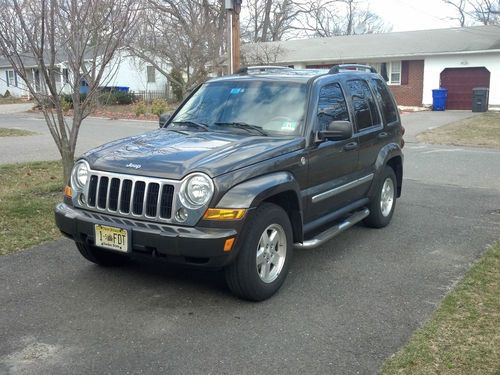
<box><xmin>214</xmin><ymin>122</ymin><xmax>268</xmax><ymax>136</ymax></box>
<box><xmin>171</xmin><ymin>120</ymin><xmax>209</xmax><ymax>131</ymax></box>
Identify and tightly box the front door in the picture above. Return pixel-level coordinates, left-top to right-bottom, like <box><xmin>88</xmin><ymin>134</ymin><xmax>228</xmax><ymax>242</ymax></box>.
<box><xmin>304</xmin><ymin>81</ymin><xmax>360</xmax><ymax>224</ymax></box>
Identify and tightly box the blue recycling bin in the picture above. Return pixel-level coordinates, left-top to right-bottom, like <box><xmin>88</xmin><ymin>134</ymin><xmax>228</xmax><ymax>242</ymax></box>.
<box><xmin>432</xmin><ymin>88</ymin><xmax>448</xmax><ymax>111</ymax></box>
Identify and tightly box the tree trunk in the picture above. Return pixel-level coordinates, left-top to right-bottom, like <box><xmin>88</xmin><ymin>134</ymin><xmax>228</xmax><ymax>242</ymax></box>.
<box><xmin>61</xmin><ymin>147</ymin><xmax>75</xmax><ymax>185</ymax></box>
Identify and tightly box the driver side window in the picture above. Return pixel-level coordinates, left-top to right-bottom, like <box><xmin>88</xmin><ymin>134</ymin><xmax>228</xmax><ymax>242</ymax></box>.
<box><xmin>317</xmin><ymin>83</ymin><xmax>349</xmax><ymax>130</ymax></box>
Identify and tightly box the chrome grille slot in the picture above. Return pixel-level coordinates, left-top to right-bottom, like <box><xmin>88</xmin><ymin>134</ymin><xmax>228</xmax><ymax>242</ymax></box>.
<box><xmin>108</xmin><ymin>178</ymin><xmax>120</xmax><ymax>211</ymax></box>
<box><xmin>88</xmin><ymin>175</ymin><xmax>98</xmax><ymax>206</ymax></box>
<box><xmin>80</xmin><ymin>172</ymin><xmax>176</xmax><ymax>222</ymax></box>
<box><xmin>132</xmin><ymin>181</ymin><xmax>146</xmax><ymax>215</ymax></box>
<box><xmin>120</xmin><ymin>180</ymin><xmax>133</xmax><ymax>213</ymax></box>
<box><xmin>97</xmin><ymin>177</ymin><xmax>109</xmax><ymax>209</ymax></box>
<box><xmin>146</xmin><ymin>183</ymin><xmax>160</xmax><ymax>217</ymax></box>
<box><xmin>160</xmin><ymin>185</ymin><xmax>174</xmax><ymax>219</ymax></box>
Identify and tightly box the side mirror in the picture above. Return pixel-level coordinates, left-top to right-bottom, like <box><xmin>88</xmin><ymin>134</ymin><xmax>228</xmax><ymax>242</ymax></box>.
<box><xmin>318</xmin><ymin>120</ymin><xmax>353</xmax><ymax>141</ymax></box>
<box><xmin>159</xmin><ymin>112</ymin><xmax>172</xmax><ymax>128</ymax></box>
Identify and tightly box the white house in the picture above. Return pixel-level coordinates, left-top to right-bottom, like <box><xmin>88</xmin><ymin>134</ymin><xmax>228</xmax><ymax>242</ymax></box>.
<box><xmin>244</xmin><ymin>25</ymin><xmax>500</xmax><ymax>110</ymax></box>
<box><xmin>0</xmin><ymin>50</ymin><xmax>171</xmax><ymax>99</ymax></box>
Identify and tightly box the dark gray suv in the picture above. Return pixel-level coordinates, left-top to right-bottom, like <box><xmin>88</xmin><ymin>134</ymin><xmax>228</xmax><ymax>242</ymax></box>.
<box><xmin>55</xmin><ymin>64</ymin><xmax>404</xmax><ymax>301</ymax></box>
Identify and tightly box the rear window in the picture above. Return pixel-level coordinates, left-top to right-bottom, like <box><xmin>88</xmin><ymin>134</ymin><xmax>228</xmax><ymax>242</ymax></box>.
<box><xmin>346</xmin><ymin>79</ymin><xmax>381</xmax><ymax>131</ymax></box>
<box><xmin>371</xmin><ymin>79</ymin><xmax>398</xmax><ymax>124</ymax></box>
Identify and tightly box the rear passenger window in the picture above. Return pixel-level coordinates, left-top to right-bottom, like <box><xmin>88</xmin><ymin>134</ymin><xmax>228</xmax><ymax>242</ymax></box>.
<box><xmin>346</xmin><ymin>79</ymin><xmax>381</xmax><ymax>130</ymax></box>
<box><xmin>371</xmin><ymin>79</ymin><xmax>398</xmax><ymax>124</ymax></box>
<box><xmin>317</xmin><ymin>83</ymin><xmax>349</xmax><ymax>130</ymax></box>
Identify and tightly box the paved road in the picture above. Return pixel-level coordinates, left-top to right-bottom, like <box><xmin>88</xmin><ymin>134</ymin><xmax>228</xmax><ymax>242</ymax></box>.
<box><xmin>1</xmin><ymin>112</ymin><xmax>499</xmax><ymax>374</ymax></box>
<box><xmin>0</xmin><ymin>103</ymin><xmax>33</xmax><ymax>114</ymax></box>
<box><xmin>0</xmin><ymin>112</ymin><xmax>156</xmax><ymax>164</ymax></box>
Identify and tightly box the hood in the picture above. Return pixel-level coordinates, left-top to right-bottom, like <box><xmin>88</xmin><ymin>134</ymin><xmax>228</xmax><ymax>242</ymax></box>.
<box><xmin>82</xmin><ymin>129</ymin><xmax>305</xmax><ymax>180</ymax></box>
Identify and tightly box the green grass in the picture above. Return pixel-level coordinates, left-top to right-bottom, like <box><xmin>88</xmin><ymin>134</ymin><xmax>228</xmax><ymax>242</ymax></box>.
<box><xmin>0</xmin><ymin>161</ymin><xmax>63</xmax><ymax>255</ymax></box>
<box><xmin>379</xmin><ymin>243</ymin><xmax>500</xmax><ymax>375</ymax></box>
<box><xmin>417</xmin><ymin>112</ymin><xmax>500</xmax><ymax>148</ymax></box>
<box><xmin>0</xmin><ymin>128</ymin><xmax>36</xmax><ymax>137</ymax></box>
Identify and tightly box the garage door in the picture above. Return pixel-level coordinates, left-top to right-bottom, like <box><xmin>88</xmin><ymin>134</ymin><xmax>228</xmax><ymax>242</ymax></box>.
<box><xmin>440</xmin><ymin>67</ymin><xmax>490</xmax><ymax>110</ymax></box>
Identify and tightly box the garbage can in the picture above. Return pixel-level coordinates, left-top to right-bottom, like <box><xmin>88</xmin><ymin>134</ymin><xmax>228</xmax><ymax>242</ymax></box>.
<box><xmin>432</xmin><ymin>88</ymin><xmax>448</xmax><ymax>111</ymax></box>
<box><xmin>472</xmin><ymin>87</ymin><xmax>489</xmax><ymax>112</ymax></box>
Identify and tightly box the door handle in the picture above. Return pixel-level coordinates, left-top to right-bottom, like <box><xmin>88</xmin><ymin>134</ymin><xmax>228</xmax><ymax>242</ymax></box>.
<box><xmin>378</xmin><ymin>132</ymin><xmax>389</xmax><ymax>139</ymax></box>
<box><xmin>343</xmin><ymin>142</ymin><xmax>358</xmax><ymax>151</ymax></box>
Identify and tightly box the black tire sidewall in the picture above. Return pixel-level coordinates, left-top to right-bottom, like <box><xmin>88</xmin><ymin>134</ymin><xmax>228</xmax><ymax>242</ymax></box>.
<box><xmin>366</xmin><ymin>166</ymin><xmax>397</xmax><ymax>228</ymax></box>
<box><xmin>227</xmin><ymin>203</ymin><xmax>293</xmax><ymax>301</ymax></box>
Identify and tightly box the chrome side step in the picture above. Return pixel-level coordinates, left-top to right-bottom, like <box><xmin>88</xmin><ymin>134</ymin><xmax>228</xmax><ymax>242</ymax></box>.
<box><xmin>294</xmin><ymin>208</ymin><xmax>370</xmax><ymax>250</ymax></box>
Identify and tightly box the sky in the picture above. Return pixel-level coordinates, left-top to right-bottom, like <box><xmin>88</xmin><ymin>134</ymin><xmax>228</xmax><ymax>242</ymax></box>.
<box><xmin>369</xmin><ymin>0</ymin><xmax>460</xmax><ymax>32</ymax></box>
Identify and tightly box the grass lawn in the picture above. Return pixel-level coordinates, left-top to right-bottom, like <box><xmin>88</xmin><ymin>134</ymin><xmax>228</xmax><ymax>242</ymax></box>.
<box><xmin>417</xmin><ymin>111</ymin><xmax>500</xmax><ymax>148</ymax></box>
<box><xmin>0</xmin><ymin>97</ymin><xmax>30</xmax><ymax>105</ymax></box>
<box><xmin>91</xmin><ymin>102</ymin><xmax>178</xmax><ymax>121</ymax></box>
<box><xmin>379</xmin><ymin>243</ymin><xmax>500</xmax><ymax>375</ymax></box>
<box><xmin>0</xmin><ymin>161</ymin><xmax>63</xmax><ymax>255</ymax></box>
<box><xmin>0</xmin><ymin>128</ymin><xmax>36</xmax><ymax>137</ymax></box>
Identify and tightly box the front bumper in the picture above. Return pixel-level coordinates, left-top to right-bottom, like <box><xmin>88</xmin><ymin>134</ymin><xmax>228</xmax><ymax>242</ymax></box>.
<box><xmin>55</xmin><ymin>203</ymin><xmax>240</xmax><ymax>267</ymax></box>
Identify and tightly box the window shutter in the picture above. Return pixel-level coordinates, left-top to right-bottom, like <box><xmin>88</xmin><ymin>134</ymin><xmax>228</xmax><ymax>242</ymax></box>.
<box><xmin>14</xmin><ymin>72</ymin><xmax>18</xmax><ymax>87</ymax></box>
<box><xmin>5</xmin><ymin>70</ymin><xmax>9</xmax><ymax>87</ymax></box>
<box><xmin>401</xmin><ymin>61</ymin><xmax>409</xmax><ymax>85</ymax></box>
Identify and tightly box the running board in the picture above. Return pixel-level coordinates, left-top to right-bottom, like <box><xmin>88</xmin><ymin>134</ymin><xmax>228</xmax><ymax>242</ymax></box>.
<box><xmin>294</xmin><ymin>208</ymin><xmax>370</xmax><ymax>250</ymax></box>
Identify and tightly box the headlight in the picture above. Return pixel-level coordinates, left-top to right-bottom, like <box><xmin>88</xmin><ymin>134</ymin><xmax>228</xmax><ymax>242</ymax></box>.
<box><xmin>71</xmin><ymin>160</ymin><xmax>89</xmax><ymax>190</ymax></box>
<box><xmin>180</xmin><ymin>173</ymin><xmax>214</xmax><ymax>208</ymax></box>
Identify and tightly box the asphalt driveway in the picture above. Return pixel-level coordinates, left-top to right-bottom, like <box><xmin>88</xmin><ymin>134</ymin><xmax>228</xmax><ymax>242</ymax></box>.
<box><xmin>1</xmin><ymin>111</ymin><xmax>499</xmax><ymax>374</ymax></box>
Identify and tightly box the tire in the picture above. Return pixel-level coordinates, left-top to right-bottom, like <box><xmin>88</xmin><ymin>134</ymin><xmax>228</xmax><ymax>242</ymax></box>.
<box><xmin>225</xmin><ymin>203</ymin><xmax>293</xmax><ymax>301</ymax></box>
<box><xmin>364</xmin><ymin>166</ymin><xmax>397</xmax><ymax>228</ymax></box>
<box><xmin>76</xmin><ymin>242</ymin><xmax>128</xmax><ymax>267</ymax></box>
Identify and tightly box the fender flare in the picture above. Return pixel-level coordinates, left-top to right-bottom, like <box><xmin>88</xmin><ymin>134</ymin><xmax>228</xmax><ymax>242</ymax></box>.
<box><xmin>216</xmin><ymin>171</ymin><xmax>302</xmax><ymax>210</ymax></box>
<box><xmin>368</xmin><ymin>142</ymin><xmax>404</xmax><ymax>198</ymax></box>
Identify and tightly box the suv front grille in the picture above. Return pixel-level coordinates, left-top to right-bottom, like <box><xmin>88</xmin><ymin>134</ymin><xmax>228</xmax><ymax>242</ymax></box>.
<box><xmin>86</xmin><ymin>173</ymin><xmax>175</xmax><ymax>220</ymax></box>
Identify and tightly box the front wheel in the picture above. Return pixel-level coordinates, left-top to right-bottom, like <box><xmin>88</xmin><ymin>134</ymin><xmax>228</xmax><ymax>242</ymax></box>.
<box><xmin>225</xmin><ymin>203</ymin><xmax>293</xmax><ymax>301</ymax></box>
<box><xmin>364</xmin><ymin>166</ymin><xmax>397</xmax><ymax>228</ymax></box>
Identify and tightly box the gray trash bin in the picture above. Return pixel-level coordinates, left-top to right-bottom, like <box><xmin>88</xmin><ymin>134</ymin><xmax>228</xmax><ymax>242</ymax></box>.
<box><xmin>472</xmin><ymin>87</ymin><xmax>489</xmax><ymax>112</ymax></box>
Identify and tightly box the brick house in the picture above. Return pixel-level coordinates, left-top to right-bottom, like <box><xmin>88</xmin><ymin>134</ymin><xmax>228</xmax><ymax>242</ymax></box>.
<box><xmin>244</xmin><ymin>25</ymin><xmax>500</xmax><ymax>109</ymax></box>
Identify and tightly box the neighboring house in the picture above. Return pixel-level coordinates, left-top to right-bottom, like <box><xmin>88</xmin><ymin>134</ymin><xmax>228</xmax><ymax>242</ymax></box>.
<box><xmin>0</xmin><ymin>50</ymin><xmax>171</xmax><ymax>100</ymax></box>
<box><xmin>101</xmin><ymin>50</ymin><xmax>171</xmax><ymax>98</ymax></box>
<box><xmin>244</xmin><ymin>25</ymin><xmax>500</xmax><ymax>109</ymax></box>
<box><xmin>0</xmin><ymin>55</ymin><xmax>72</xmax><ymax>98</ymax></box>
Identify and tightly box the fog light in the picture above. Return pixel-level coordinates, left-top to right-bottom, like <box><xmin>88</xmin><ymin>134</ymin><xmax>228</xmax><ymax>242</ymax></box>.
<box><xmin>176</xmin><ymin>208</ymin><xmax>188</xmax><ymax>222</ymax></box>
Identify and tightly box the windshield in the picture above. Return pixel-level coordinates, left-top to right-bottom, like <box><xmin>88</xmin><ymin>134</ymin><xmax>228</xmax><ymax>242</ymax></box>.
<box><xmin>169</xmin><ymin>80</ymin><xmax>308</xmax><ymax>136</ymax></box>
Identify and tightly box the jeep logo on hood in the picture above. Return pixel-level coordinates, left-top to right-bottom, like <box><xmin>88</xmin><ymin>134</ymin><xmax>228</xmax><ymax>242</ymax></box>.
<box><xmin>126</xmin><ymin>163</ymin><xmax>142</xmax><ymax>169</ymax></box>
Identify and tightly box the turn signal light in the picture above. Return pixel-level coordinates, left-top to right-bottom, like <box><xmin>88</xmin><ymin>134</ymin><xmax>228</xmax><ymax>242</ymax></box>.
<box><xmin>203</xmin><ymin>208</ymin><xmax>246</xmax><ymax>220</ymax></box>
<box><xmin>64</xmin><ymin>185</ymin><xmax>73</xmax><ymax>198</ymax></box>
<box><xmin>224</xmin><ymin>238</ymin><xmax>235</xmax><ymax>252</ymax></box>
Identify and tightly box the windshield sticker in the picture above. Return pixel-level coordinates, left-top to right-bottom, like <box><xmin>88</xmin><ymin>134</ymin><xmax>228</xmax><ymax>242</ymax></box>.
<box><xmin>281</xmin><ymin>121</ymin><xmax>297</xmax><ymax>131</ymax></box>
<box><xmin>230</xmin><ymin>88</ymin><xmax>243</xmax><ymax>94</ymax></box>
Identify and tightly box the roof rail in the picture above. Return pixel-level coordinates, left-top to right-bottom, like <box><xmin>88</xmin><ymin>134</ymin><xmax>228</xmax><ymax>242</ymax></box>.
<box><xmin>236</xmin><ymin>66</ymin><xmax>292</xmax><ymax>75</ymax></box>
<box><xmin>328</xmin><ymin>64</ymin><xmax>377</xmax><ymax>74</ymax></box>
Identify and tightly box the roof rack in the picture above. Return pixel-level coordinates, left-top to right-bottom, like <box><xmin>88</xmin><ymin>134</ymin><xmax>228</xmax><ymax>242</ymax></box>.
<box><xmin>236</xmin><ymin>66</ymin><xmax>292</xmax><ymax>75</ymax></box>
<box><xmin>328</xmin><ymin>64</ymin><xmax>377</xmax><ymax>74</ymax></box>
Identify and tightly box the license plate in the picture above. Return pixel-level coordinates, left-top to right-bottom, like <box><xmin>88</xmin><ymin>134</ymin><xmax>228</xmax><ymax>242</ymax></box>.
<box><xmin>95</xmin><ymin>224</ymin><xmax>129</xmax><ymax>253</ymax></box>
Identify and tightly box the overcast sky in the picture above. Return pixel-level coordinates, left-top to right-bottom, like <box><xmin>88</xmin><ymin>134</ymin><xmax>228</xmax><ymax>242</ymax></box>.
<box><xmin>370</xmin><ymin>0</ymin><xmax>459</xmax><ymax>32</ymax></box>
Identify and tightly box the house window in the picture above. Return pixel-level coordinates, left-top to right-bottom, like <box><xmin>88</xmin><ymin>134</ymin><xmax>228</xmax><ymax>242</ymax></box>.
<box><xmin>6</xmin><ymin>70</ymin><xmax>16</xmax><ymax>87</ymax></box>
<box><xmin>388</xmin><ymin>61</ymin><xmax>401</xmax><ymax>85</ymax></box>
<box><xmin>147</xmin><ymin>66</ymin><xmax>156</xmax><ymax>83</ymax></box>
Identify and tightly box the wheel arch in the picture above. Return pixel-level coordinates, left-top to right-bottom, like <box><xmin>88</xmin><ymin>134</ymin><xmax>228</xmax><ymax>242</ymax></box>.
<box><xmin>370</xmin><ymin>142</ymin><xmax>404</xmax><ymax>198</ymax></box>
<box><xmin>216</xmin><ymin>172</ymin><xmax>303</xmax><ymax>242</ymax></box>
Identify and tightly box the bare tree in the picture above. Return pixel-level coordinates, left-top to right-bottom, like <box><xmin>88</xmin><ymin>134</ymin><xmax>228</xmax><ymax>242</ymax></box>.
<box><xmin>300</xmin><ymin>0</ymin><xmax>390</xmax><ymax>37</ymax></box>
<box><xmin>241</xmin><ymin>42</ymin><xmax>286</xmax><ymax>65</ymax></box>
<box><xmin>0</xmin><ymin>0</ymin><xmax>139</xmax><ymax>182</ymax></box>
<box><xmin>443</xmin><ymin>0</ymin><xmax>500</xmax><ymax>25</ymax></box>
<box><xmin>241</xmin><ymin>0</ymin><xmax>390</xmax><ymax>42</ymax></box>
<box><xmin>242</xmin><ymin>0</ymin><xmax>311</xmax><ymax>42</ymax></box>
<box><xmin>129</xmin><ymin>0</ymin><xmax>226</xmax><ymax>97</ymax></box>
